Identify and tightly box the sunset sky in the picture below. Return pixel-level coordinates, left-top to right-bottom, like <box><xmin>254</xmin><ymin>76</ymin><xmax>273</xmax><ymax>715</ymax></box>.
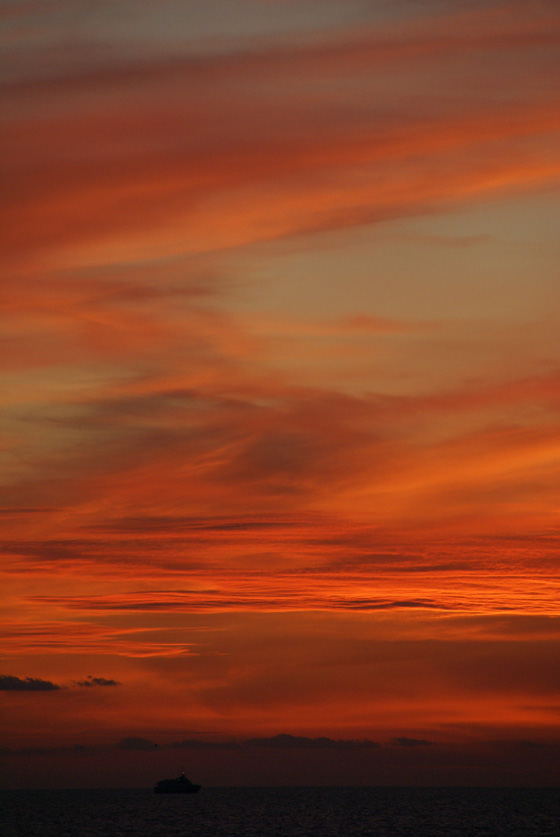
<box><xmin>1</xmin><ymin>0</ymin><xmax>560</xmax><ymax>788</ymax></box>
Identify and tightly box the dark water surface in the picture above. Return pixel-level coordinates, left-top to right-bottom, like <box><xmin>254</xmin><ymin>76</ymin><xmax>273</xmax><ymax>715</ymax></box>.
<box><xmin>2</xmin><ymin>787</ymin><xmax>559</xmax><ymax>837</ymax></box>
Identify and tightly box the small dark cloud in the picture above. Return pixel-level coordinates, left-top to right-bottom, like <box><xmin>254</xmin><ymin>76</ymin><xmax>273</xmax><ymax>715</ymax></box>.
<box><xmin>390</xmin><ymin>737</ymin><xmax>432</xmax><ymax>747</ymax></box>
<box><xmin>517</xmin><ymin>740</ymin><xmax>546</xmax><ymax>749</ymax></box>
<box><xmin>73</xmin><ymin>675</ymin><xmax>120</xmax><ymax>687</ymax></box>
<box><xmin>0</xmin><ymin>674</ymin><xmax>61</xmax><ymax>691</ymax></box>
<box><xmin>117</xmin><ymin>737</ymin><xmax>158</xmax><ymax>751</ymax></box>
<box><xmin>245</xmin><ymin>734</ymin><xmax>379</xmax><ymax>750</ymax></box>
<box><xmin>495</xmin><ymin>739</ymin><xmax>546</xmax><ymax>750</ymax></box>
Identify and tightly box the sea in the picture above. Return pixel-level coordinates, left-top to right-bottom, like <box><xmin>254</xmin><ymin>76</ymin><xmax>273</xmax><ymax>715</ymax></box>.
<box><xmin>1</xmin><ymin>787</ymin><xmax>559</xmax><ymax>837</ymax></box>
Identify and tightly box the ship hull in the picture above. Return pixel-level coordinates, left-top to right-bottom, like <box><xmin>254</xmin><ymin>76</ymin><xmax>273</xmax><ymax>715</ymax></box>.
<box><xmin>154</xmin><ymin>784</ymin><xmax>201</xmax><ymax>794</ymax></box>
<box><xmin>154</xmin><ymin>773</ymin><xmax>201</xmax><ymax>794</ymax></box>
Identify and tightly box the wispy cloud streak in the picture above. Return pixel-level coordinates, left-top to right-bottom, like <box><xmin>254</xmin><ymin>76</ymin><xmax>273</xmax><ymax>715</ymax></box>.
<box><xmin>1</xmin><ymin>0</ymin><xmax>559</xmax><ymax>769</ymax></box>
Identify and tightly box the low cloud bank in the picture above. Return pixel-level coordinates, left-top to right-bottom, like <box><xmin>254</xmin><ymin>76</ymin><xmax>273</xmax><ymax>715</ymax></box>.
<box><xmin>171</xmin><ymin>734</ymin><xmax>380</xmax><ymax>750</ymax></box>
<box><xmin>0</xmin><ymin>674</ymin><xmax>60</xmax><ymax>691</ymax></box>
<box><xmin>245</xmin><ymin>734</ymin><xmax>380</xmax><ymax>749</ymax></box>
<box><xmin>117</xmin><ymin>737</ymin><xmax>158</xmax><ymax>751</ymax></box>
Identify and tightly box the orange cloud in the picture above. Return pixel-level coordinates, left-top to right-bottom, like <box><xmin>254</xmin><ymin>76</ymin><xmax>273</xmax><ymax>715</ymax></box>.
<box><xmin>1</xmin><ymin>1</ymin><xmax>559</xmax><ymax>777</ymax></box>
<box><xmin>0</xmin><ymin>621</ymin><xmax>197</xmax><ymax>657</ymax></box>
<box><xmin>3</xmin><ymin>6</ymin><xmax>560</xmax><ymax>266</ymax></box>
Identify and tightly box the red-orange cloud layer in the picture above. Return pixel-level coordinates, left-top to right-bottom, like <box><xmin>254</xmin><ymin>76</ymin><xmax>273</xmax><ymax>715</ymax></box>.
<box><xmin>1</xmin><ymin>0</ymin><xmax>559</xmax><ymax>785</ymax></box>
<box><xmin>3</xmin><ymin>3</ymin><xmax>560</xmax><ymax>265</ymax></box>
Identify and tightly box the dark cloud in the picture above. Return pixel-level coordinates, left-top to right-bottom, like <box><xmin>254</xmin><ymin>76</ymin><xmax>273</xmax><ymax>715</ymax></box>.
<box><xmin>73</xmin><ymin>676</ymin><xmax>120</xmax><ymax>687</ymax></box>
<box><xmin>171</xmin><ymin>738</ymin><xmax>239</xmax><ymax>750</ymax></box>
<box><xmin>0</xmin><ymin>674</ymin><xmax>60</xmax><ymax>691</ymax></box>
<box><xmin>0</xmin><ymin>743</ymin><xmax>90</xmax><ymax>756</ymax></box>
<box><xmin>1</xmin><ymin>539</ymin><xmax>108</xmax><ymax>564</ymax></box>
<box><xmin>0</xmin><ymin>507</ymin><xmax>55</xmax><ymax>515</ymax></box>
<box><xmin>90</xmin><ymin>513</ymin><xmax>320</xmax><ymax>534</ymax></box>
<box><xmin>391</xmin><ymin>737</ymin><xmax>432</xmax><ymax>747</ymax></box>
<box><xmin>117</xmin><ymin>737</ymin><xmax>158</xmax><ymax>750</ymax></box>
<box><xmin>497</xmin><ymin>739</ymin><xmax>546</xmax><ymax>749</ymax></box>
<box><xmin>328</xmin><ymin>597</ymin><xmax>449</xmax><ymax>611</ymax></box>
<box><xmin>244</xmin><ymin>734</ymin><xmax>379</xmax><ymax>750</ymax></box>
<box><xmin>8</xmin><ymin>12</ymin><xmax>559</xmax><ymax>100</ymax></box>
<box><xmin>26</xmin><ymin>591</ymin><xmax>453</xmax><ymax>614</ymax></box>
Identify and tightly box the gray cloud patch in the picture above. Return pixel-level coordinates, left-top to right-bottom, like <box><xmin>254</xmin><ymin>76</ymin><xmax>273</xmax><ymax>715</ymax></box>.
<box><xmin>74</xmin><ymin>676</ymin><xmax>120</xmax><ymax>687</ymax></box>
<box><xmin>391</xmin><ymin>737</ymin><xmax>432</xmax><ymax>747</ymax></box>
<box><xmin>0</xmin><ymin>674</ymin><xmax>61</xmax><ymax>691</ymax></box>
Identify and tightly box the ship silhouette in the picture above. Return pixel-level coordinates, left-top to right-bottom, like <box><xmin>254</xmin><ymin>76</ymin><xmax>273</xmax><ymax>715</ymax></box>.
<box><xmin>154</xmin><ymin>770</ymin><xmax>201</xmax><ymax>794</ymax></box>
